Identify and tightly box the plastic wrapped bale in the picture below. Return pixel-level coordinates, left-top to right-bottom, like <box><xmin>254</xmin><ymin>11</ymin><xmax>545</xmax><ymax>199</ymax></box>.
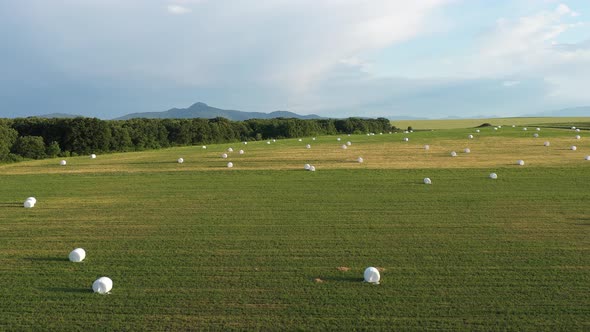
<box><xmin>306</xmin><ymin>144</ymin><xmax>311</xmax><ymax>149</ymax></box>
<box><xmin>26</xmin><ymin>197</ymin><xmax>37</xmax><ymax>205</ymax></box>
<box><xmin>202</xmin><ymin>146</ymin><xmax>207</xmax><ymax>149</ymax></box>
<box><xmin>523</xmin><ymin>127</ymin><xmax>528</xmax><ymax>131</ymax></box>
<box><xmin>489</xmin><ymin>173</ymin><xmax>498</xmax><ymax>179</ymax></box>
<box><xmin>364</xmin><ymin>267</ymin><xmax>380</xmax><ymax>284</ymax></box>
<box><xmin>227</xmin><ymin>162</ymin><xmax>234</xmax><ymax>168</ymax></box>
<box><xmin>536</xmin><ymin>128</ymin><xmax>541</xmax><ymax>131</ymax></box>
<box><xmin>575</xmin><ymin>135</ymin><xmax>581</xmax><ymax>140</ymax></box>
<box><xmin>221</xmin><ymin>153</ymin><xmax>228</xmax><ymax>159</ymax></box>
<box><xmin>312</xmin><ymin>137</ymin><xmax>316</xmax><ymax>141</ymax></box>
<box><xmin>403</xmin><ymin>137</ymin><xmax>409</xmax><ymax>142</ymax></box>
<box><xmin>341</xmin><ymin>144</ymin><xmax>347</xmax><ymax>150</ymax></box>
<box><xmin>512</xmin><ymin>125</ymin><xmax>516</xmax><ymax>127</ymax></box>
<box><xmin>423</xmin><ymin>177</ymin><xmax>432</xmax><ymax>185</ymax></box>
<box><xmin>177</xmin><ymin>158</ymin><xmax>184</xmax><ymax>164</ymax></box>
<box><xmin>90</xmin><ymin>154</ymin><xmax>97</xmax><ymax>159</ymax></box>
<box><xmin>337</xmin><ymin>137</ymin><xmax>341</xmax><ymax>141</ymax></box>
<box><xmin>346</xmin><ymin>141</ymin><xmax>352</xmax><ymax>146</ymax></box>
<box><xmin>576</xmin><ymin>128</ymin><xmax>581</xmax><ymax>132</ymax></box>
<box><xmin>243</xmin><ymin>141</ymin><xmax>248</xmax><ymax>145</ymax></box>
<box><xmin>572</xmin><ymin>126</ymin><xmax>576</xmax><ymax>130</ymax></box>
<box><xmin>585</xmin><ymin>156</ymin><xmax>590</xmax><ymax>161</ymax></box>
<box><xmin>498</xmin><ymin>125</ymin><xmax>502</xmax><ymax>129</ymax></box>
<box><xmin>239</xmin><ymin>150</ymin><xmax>244</xmax><ymax>155</ymax></box>
<box><xmin>24</xmin><ymin>199</ymin><xmax>35</xmax><ymax>208</ymax></box>
<box><xmin>517</xmin><ymin>160</ymin><xmax>525</xmax><ymax>166</ymax></box>
<box><xmin>464</xmin><ymin>148</ymin><xmax>471</xmax><ymax>153</ymax></box>
<box><xmin>468</xmin><ymin>134</ymin><xmax>474</xmax><ymax>139</ymax></box>
<box><xmin>357</xmin><ymin>157</ymin><xmax>364</xmax><ymax>163</ymax></box>
<box><xmin>304</xmin><ymin>164</ymin><xmax>311</xmax><ymax>170</ymax></box>
<box><xmin>69</xmin><ymin>248</ymin><xmax>86</xmax><ymax>262</ymax></box>
<box><xmin>544</xmin><ymin>141</ymin><xmax>550</xmax><ymax>147</ymax></box>
<box><xmin>494</xmin><ymin>127</ymin><xmax>498</xmax><ymax>131</ymax></box>
<box><xmin>227</xmin><ymin>148</ymin><xmax>233</xmax><ymax>152</ymax></box>
<box><xmin>92</xmin><ymin>277</ymin><xmax>113</xmax><ymax>294</ymax></box>
<box><xmin>60</xmin><ymin>160</ymin><xmax>67</xmax><ymax>166</ymax></box>
<box><xmin>267</xmin><ymin>141</ymin><xmax>271</xmax><ymax>144</ymax></box>
<box><xmin>424</xmin><ymin>145</ymin><xmax>430</xmax><ymax>150</ymax></box>
<box><xmin>533</xmin><ymin>133</ymin><xmax>539</xmax><ymax>138</ymax></box>
<box><xmin>571</xmin><ymin>146</ymin><xmax>577</xmax><ymax>151</ymax></box>
<box><xmin>476</xmin><ymin>129</ymin><xmax>480</xmax><ymax>133</ymax></box>
<box><xmin>309</xmin><ymin>166</ymin><xmax>316</xmax><ymax>172</ymax></box>
<box><xmin>450</xmin><ymin>151</ymin><xmax>457</xmax><ymax>157</ymax></box>
<box><xmin>298</xmin><ymin>138</ymin><xmax>302</xmax><ymax>142</ymax></box>
<box><xmin>272</xmin><ymin>139</ymin><xmax>276</xmax><ymax>143</ymax></box>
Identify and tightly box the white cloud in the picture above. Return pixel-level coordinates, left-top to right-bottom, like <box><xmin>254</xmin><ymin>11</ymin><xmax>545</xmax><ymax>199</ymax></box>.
<box><xmin>167</xmin><ymin>5</ymin><xmax>191</xmax><ymax>15</ymax></box>
<box><xmin>503</xmin><ymin>80</ymin><xmax>521</xmax><ymax>87</ymax></box>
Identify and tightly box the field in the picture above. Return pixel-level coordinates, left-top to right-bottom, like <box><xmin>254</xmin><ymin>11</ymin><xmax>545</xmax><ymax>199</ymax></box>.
<box><xmin>1</xmin><ymin>124</ymin><xmax>589</xmax><ymax>330</ymax></box>
<box><xmin>392</xmin><ymin>117</ymin><xmax>590</xmax><ymax>130</ymax></box>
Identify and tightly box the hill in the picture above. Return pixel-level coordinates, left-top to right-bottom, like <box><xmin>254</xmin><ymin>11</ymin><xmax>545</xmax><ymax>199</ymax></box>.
<box><xmin>525</xmin><ymin>106</ymin><xmax>590</xmax><ymax>117</ymax></box>
<box><xmin>34</xmin><ymin>113</ymin><xmax>84</xmax><ymax>119</ymax></box>
<box><xmin>114</xmin><ymin>102</ymin><xmax>321</xmax><ymax>120</ymax></box>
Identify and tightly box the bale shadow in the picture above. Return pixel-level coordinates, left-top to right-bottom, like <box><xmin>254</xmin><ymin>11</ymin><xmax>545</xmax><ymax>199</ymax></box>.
<box><xmin>43</xmin><ymin>287</ymin><xmax>92</xmax><ymax>294</ymax></box>
<box><xmin>0</xmin><ymin>203</ymin><xmax>23</xmax><ymax>208</ymax></box>
<box><xmin>25</xmin><ymin>257</ymin><xmax>68</xmax><ymax>262</ymax></box>
<box><xmin>315</xmin><ymin>276</ymin><xmax>364</xmax><ymax>283</ymax></box>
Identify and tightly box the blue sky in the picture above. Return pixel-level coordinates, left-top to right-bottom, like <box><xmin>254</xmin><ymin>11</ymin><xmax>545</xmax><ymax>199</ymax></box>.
<box><xmin>0</xmin><ymin>0</ymin><xmax>589</xmax><ymax>119</ymax></box>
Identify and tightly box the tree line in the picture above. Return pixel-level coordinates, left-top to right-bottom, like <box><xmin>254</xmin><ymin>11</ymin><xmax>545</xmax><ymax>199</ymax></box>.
<box><xmin>0</xmin><ymin>117</ymin><xmax>394</xmax><ymax>162</ymax></box>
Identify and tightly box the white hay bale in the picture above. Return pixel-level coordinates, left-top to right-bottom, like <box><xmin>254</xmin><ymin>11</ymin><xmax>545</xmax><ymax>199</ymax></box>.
<box><xmin>523</xmin><ymin>127</ymin><xmax>528</xmax><ymax>131</ymax></box>
<box><xmin>26</xmin><ymin>197</ymin><xmax>37</xmax><ymax>205</ymax></box>
<box><xmin>498</xmin><ymin>125</ymin><xmax>502</xmax><ymax>128</ymax></box>
<box><xmin>423</xmin><ymin>177</ymin><xmax>432</xmax><ymax>185</ymax></box>
<box><xmin>585</xmin><ymin>156</ymin><xmax>590</xmax><ymax>161</ymax></box>
<box><xmin>403</xmin><ymin>137</ymin><xmax>409</xmax><ymax>142</ymax></box>
<box><xmin>494</xmin><ymin>127</ymin><xmax>498</xmax><ymax>131</ymax></box>
<box><xmin>227</xmin><ymin>147</ymin><xmax>233</xmax><ymax>152</ymax></box>
<box><xmin>364</xmin><ymin>267</ymin><xmax>380</xmax><ymax>284</ymax></box>
<box><xmin>92</xmin><ymin>277</ymin><xmax>113</xmax><ymax>294</ymax></box>
<box><xmin>337</xmin><ymin>137</ymin><xmax>341</xmax><ymax>141</ymax></box>
<box><xmin>512</xmin><ymin>125</ymin><xmax>516</xmax><ymax>127</ymax></box>
<box><xmin>341</xmin><ymin>144</ymin><xmax>347</xmax><ymax>150</ymax></box>
<box><xmin>517</xmin><ymin>160</ymin><xmax>525</xmax><ymax>166</ymax></box>
<box><xmin>464</xmin><ymin>148</ymin><xmax>471</xmax><ymax>153</ymax></box>
<box><xmin>309</xmin><ymin>165</ymin><xmax>316</xmax><ymax>172</ymax></box>
<box><xmin>267</xmin><ymin>141</ymin><xmax>271</xmax><ymax>144</ymax></box>
<box><xmin>306</xmin><ymin>144</ymin><xmax>311</xmax><ymax>149</ymax></box>
<box><xmin>575</xmin><ymin>135</ymin><xmax>581</xmax><ymax>140</ymax></box>
<box><xmin>475</xmin><ymin>129</ymin><xmax>480</xmax><ymax>133</ymax></box>
<box><xmin>424</xmin><ymin>145</ymin><xmax>430</xmax><ymax>150</ymax></box>
<box><xmin>544</xmin><ymin>141</ymin><xmax>550</xmax><ymax>147</ymax></box>
<box><xmin>221</xmin><ymin>153</ymin><xmax>228</xmax><ymax>159</ymax></box>
<box><xmin>202</xmin><ymin>145</ymin><xmax>207</xmax><ymax>149</ymax></box>
<box><xmin>572</xmin><ymin>126</ymin><xmax>576</xmax><ymax>130</ymax></box>
<box><xmin>404</xmin><ymin>131</ymin><xmax>409</xmax><ymax>134</ymax></box>
<box><xmin>489</xmin><ymin>172</ymin><xmax>498</xmax><ymax>179</ymax></box>
<box><xmin>239</xmin><ymin>150</ymin><xmax>244</xmax><ymax>155</ymax></box>
<box><xmin>346</xmin><ymin>141</ymin><xmax>352</xmax><ymax>146</ymax></box>
<box><xmin>313</xmin><ymin>137</ymin><xmax>316</xmax><ymax>141</ymax></box>
<box><xmin>575</xmin><ymin>128</ymin><xmax>580</xmax><ymax>132</ymax></box>
<box><xmin>536</xmin><ymin>128</ymin><xmax>541</xmax><ymax>131</ymax></box>
<box><xmin>177</xmin><ymin>158</ymin><xmax>184</xmax><ymax>164</ymax></box>
<box><xmin>60</xmin><ymin>160</ymin><xmax>67</xmax><ymax>166</ymax></box>
<box><xmin>571</xmin><ymin>145</ymin><xmax>577</xmax><ymax>151</ymax></box>
<box><xmin>450</xmin><ymin>151</ymin><xmax>457</xmax><ymax>157</ymax></box>
<box><xmin>533</xmin><ymin>133</ymin><xmax>539</xmax><ymax>138</ymax></box>
<box><xmin>90</xmin><ymin>154</ymin><xmax>97</xmax><ymax>159</ymax></box>
<box><xmin>243</xmin><ymin>141</ymin><xmax>248</xmax><ymax>145</ymax></box>
<box><xmin>468</xmin><ymin>134</ymin><xmax>474</xmax><ymax>139</ymax></box>
<box><xmin>24</xmin><ymin>200</ymin><xmax>35</xmax><ymax>208</ymax></box>
<box><xmin>227</xmin><ymin>162</ymin><xmax>233</xmax><ymax>168</ymax></box>
<box><xmin>69</xmin><ymin>248</ymin><xmax>86</xmax><ymax>263</ymax></box>
<box><xmin>272</xmin><ymin>139</ymin><xmax>276</xmax><ymax>143</ymax></box>
<box><xmin>298</xmin><ymin>138</ymin><xmax>302</xmax><ymax>142</ymax></box>
<box><xmin>304</xmin><ymin>163</ymin><xmax>311</xmax><ymax>170</ymax></box>
<box><xmin>357</xmin><ymin>157</ymin><xmax>364</xmax><ymax>163</ymax></box>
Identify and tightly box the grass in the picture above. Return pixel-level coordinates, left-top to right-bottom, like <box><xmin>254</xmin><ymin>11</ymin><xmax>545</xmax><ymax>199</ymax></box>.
<box><xmin>392</xmin><ymin>117</ymin><xmax>590</xmax><ymax>130</ymax></box>
<box><xmin>0</xmin><ymin>124</ymin><xmax>589</xmax><ymax>330</ymax></box>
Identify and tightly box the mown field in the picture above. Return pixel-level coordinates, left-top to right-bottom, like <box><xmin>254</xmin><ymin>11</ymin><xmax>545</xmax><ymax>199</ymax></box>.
<box><xmin>0</xmin><ymin>124</ymin><xmax>589</xmax><ymax>330</ymax></box>
<box><xmin>392</xmin><ymin>117</ymin><xmax>590</xmax><ymax>130</ymax></box>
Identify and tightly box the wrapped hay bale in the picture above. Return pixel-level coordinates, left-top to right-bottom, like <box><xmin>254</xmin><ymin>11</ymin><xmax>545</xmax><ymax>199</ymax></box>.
<box><xmin>575</xmin><ymin>135</ymin><xmax>581</xmax><ymax>140</ymax></box>
<box><xmin>403</xmin><ymin>137</ymin><xmax>409</xmax><ymax>142</ymax></box>
<box><xmin>533</xmin><ymin>133</ymin><xmax>539</xmax><ymax>138</ymax></box>
<box><xmin>202</xmin><ymin>146</ymin><xmax>207</xmax><ymax>149</ymax></box>
<box><xmin>306</xmin><ymin>144</ymin><xmax>311</xmax><ymax>149</ymax></box>
<box><xmin>227</xmin><ymin>162</ymin><xmax>234</xmax><ymax>168</ymax></box>
<box><xmin>304</xmin><ymin>164</ymin><xmax>311</xmax><ymax>170</ymax></box>
<box><xmin>364</xmin><ymin>267</ymin><xmax>380</xmax><ymax>284</ymax></box>
<box><xmin>26</xmin><ymin>197</ymin><xmax>37</xmax><ymax>205</ymax></box>
<box><xmin>90</xmin><ymin>154</ymin><xmax>97</xmax><ymax>159</ymax></box>
<box><xmin>489</xmin><ymin>173</ymin><xmax>498</xmax><ymax>179</ymax></box>
<box><xmin>239</xmin><ymin>150</ymin><xmax>244</xmax><ymax>155</ymax></box>
<box><xmin>227</xmin><ymin>148</ymin><xmax>233</xmax><ymax>152</ymax></box>
<box><xmin>177</xmin><ymin>158</ymin><xmax>184</xmax><ymax>164</ymax></box>
<box><xmin>341</xmin><ymin>144</ymin><xmax>347</xmax><ymax>150</ymax></box>
<box><xmin>221</xmin><ymin>153</ymin><xmax>228</xmax><ymax>159</ymax></box>
<box><xmin>309</xmin><ymin>166</ymin><xmax>316</xmax><ymax>172</ymax></box>
<box><xmin>517</xmin><ymin>160</ymin><xmax>525</xmax><ymax>166</ymax></box>
<box><xmin>464</xmin><ymin>148</ymin><xmax>471</xmax><ymax>153</ymax></box>
<box><xmin>468</xmin><ymin>134</ymin><xmax>474</xmax><ymax>139</ymax></box>
<box><xmin>450</xmin><ymin>151</ymin><xmax>457</xmax><ymax>157</ymax></box>
<box><xmin>346</xmin><ymin>141</ymin><xmax>352</xmax><ymax>146</ymax></box>
<box><xmin>357</xmin><ymin>157</ymin><xmax>364</xmax><ymax>163</ymax></box>
<box><xmin>24</xmin><ymin>199</ymin><xmax>35</xmax><ymax>208</ymax></box>
<box><xmin>544</xmin><ymin>141</ymin><xmax>550</xmax><ymax>147</ymax></box>
<box><xmin>424</xmin><ymin>145</ymin><xmax>430</xmax><ymax>150</ymax></box>
<box><xmin>60</xmin><ymin>160</ymin><xmax>67</xmax><ymax>166</ymax></box>
<box><xmin>476</xmin><ymin>129</ymin><xmax>480</xmax><ymax>133</ymax></box>
<box><xmin>69</xmin><ymin>248</ymin><xmax>86</xmax><ymax>262</ymax></box>
<box><xmin>423</xmin><ymin>177</ymin><xmax>432</xmax><ymax>185</ymax></box>
<box><xmin>571</xmin><ymin>146</ymin><xmax>577</xmax><ymax>151</ymax></box>
<box><xmin>92</xmin><ymin>277</ymin><xmax>113</xmax><ymax>294</ymax></box>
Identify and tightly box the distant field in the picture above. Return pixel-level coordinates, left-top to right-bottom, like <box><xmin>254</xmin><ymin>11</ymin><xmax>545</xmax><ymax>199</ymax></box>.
<box><xmin>0</xmin><ymin>125</ymin><xmax>589</xmax><ymax>330</ymax></box>
<box><xmin>392</xmin><ymin>117</ymin><xmax>590</xmax><ymax>130</ymax></box>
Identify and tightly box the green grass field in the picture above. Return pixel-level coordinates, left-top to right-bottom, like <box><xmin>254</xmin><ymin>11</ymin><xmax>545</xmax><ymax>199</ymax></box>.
<box><xmin>1</xmin><ymin>124</ymin><xmax>589</xmax><ymax>330</ymax></box>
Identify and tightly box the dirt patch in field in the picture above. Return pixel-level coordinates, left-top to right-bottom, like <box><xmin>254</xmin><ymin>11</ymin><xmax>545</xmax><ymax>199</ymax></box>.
<box><xmin>313</xmin><ymin>278</ymin><xmax>324</xmax><ymax>283</ymax></box>
<box><xmin>337</xmin><ymin>266</ymin><xmax>351</xmax><ymax>272</ymax></box>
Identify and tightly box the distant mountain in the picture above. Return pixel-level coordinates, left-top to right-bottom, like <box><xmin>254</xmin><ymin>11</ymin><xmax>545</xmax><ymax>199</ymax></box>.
<box><xmin>388</xmin><ymin>115</ymin><xmax>429</xmax><ymax>120</ymax></box>
<box><xmin>114</xmin><ymin>102</ymin><xmax>322</xmax><ymax>121</ymax></box>
<box><xmin>34</xmin><ymin>113</ymin><xmax>84</xmax><ymax>119</ymax></box>
<box><xmin>524</xmin><ymin>106</ymin><xmax>590</xmax><ymax>117</ymax></box>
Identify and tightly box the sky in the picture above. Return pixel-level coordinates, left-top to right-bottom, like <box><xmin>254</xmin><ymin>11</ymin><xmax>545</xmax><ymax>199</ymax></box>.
<box><xmin>1</xmin><ymin>0</ymin><xmax>589</xmax><ymax>119</ymax></box>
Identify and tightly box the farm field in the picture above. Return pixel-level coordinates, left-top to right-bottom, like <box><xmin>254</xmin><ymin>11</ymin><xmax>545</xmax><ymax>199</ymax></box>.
<box><xmin>392</xmin><ymin>117</ymin><xmax>590</xmax><ymax>130</ymax></box>
<box><xmin>1</xmin><ymin>124</ymin><xmax>589</xmax><ymax>330</ymax></box>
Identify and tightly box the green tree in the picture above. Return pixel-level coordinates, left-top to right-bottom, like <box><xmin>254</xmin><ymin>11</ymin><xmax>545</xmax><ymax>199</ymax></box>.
<box><xmin>12</xmin><ymin>136</ymin><xmax>46</xmax><ymax>159</ymax></box>
<box><xmin>45</xmin><ymin>141</ymin><xmax>61</xmax><ymax>157</ymax></box>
